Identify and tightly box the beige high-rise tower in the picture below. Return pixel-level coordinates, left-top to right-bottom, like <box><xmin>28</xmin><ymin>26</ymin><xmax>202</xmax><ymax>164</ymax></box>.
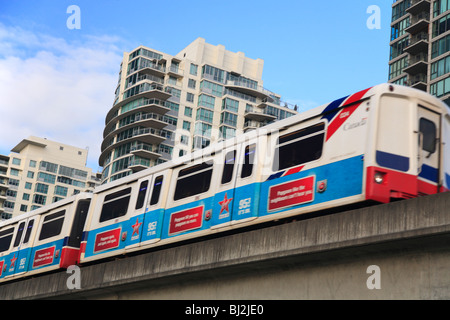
<box><xmin>1</xmin><ymin>136</ymin><xmax>100</xmax><ymax>220</ymax></box>
<box><xmin>100</xmin><ymin>38</ymin><xmax>296</xmax><ymax>184</ymax></box>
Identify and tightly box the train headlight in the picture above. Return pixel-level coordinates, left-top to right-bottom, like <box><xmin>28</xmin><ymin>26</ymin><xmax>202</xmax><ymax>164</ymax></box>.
<box><xmin>374</xmin><ymin>172</ymin><xmax>385</xmax><ymax>184</ymax></box>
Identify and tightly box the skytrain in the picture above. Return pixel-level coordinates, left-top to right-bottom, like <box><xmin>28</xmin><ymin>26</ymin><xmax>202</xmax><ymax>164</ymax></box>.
<box><xmin>1</xmin><ymin>83</ymin><xmax>449</xmax><ymax>283</ymax></box>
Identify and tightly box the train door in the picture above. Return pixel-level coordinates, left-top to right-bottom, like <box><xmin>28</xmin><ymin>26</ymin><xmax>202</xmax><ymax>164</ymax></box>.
<box><xmin>7</xmin><ymin>216</ymin><xmax>39</xmax><ymax>278</ymax></box>
<box><xmin>231</xmin><ymin>136</ymin><xmax>263</xmax><ymax>225</ymax></box>
<box><xmin>83</xmin><ymin>181</ymin><xmax>138</xmax><ymax>261</ymax></box>
<box><xmin>0</xmin><ymin>223</ymin><xmax>18</xmax><ymax>280</ymax></box>
<box><xmin>417</xmin><ymin>105</ymin><xmax>441</xmax><ymax>194</ymax></box>
<box><xmin>124</xmin><ymin>176</ymin><xmax>152</xmax><ymax>251</ymax></box>
<box><xmin>163</xmin><ymin>153</ymin><xmax>220</xmax><ymax>239</ymax></box>
<box><xmin>211</xmin><ymin>146</ymin><xmax>239</xmax><ymax>229</ymax></box>
<box><xmin>29</xmin><ymin>205</ymin><xmax>73</xmax><ymax>274</ymax></box>
<box><xmin>140</xmin><ymin>170</ymin><xmax>170</xmax><ymax>247</ymax></box>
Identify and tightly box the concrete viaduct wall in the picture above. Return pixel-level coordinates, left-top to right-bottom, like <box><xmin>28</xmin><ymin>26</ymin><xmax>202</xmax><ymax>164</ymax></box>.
<box><xmin>1</xmin><ymin>192</ymin><xmax>450</xmax><ymax>300</ymax></box>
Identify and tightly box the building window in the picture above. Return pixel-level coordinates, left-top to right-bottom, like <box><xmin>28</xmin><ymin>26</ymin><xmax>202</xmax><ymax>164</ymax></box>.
<box><xmin>35</xmin><ymin>183</ymin><xmax>49</xmax><ymax>194</ymax></box>
<box><xmin>220</xmin><ymin>112</ymin><xmax>238</xmax><ymax>127</ymax></box>
<box><xmin>190</xmin><ymin>63</ymin><xmax>198</xmax><ymax>76</ymax></box>
<box><xmin>55</xmin><ymin>185</ymin><xmax>68</xmax><ymax>197</ymax></box>
<box><xmin>391</xmin><ymin>17</ymin><xmax>410</xmax><ymax>41</ymax></box>
<box><xmin>182</xmin><ymin>121</ymin><xmax>191</xmax><ymax>132</ymax></box>
<box><xmin>430</xmin><ymin>76</ymin><xmax>450</xmax><ymax>97</ymax></box>
<box><xmin>186</xmin><ymin>92</ymin><xmax>194</xmax><ymax>103</ymax></box>
<box><xmin>222</xmin><ymin>98</ymin><xmax>239</xmax><ymax>113</ymax></box>
<box><xmin>33</xmin><ymin>194</ymin><xmax>47</xmax><ymax>206</ymax></box>
<box><xmin>181</xmin><ymin>135</ymin><xmax>189</xmax><ymax>145</ymax></box>
<box><xmin>10</xmin><ymin>169</ymin><xmax>19</xmax><ymax>176</ymax></box>
<box><xmin>29</xmin><ymin>160</ymin><xmax>37</xmax><ymax>168</ymax></box>
<box><xmin>188</xmin><ymin>79</ymin><xmax>196</xmax><ymax>89</ymax></box>
<box><xmin>389</xmin><ymin>56</ymin><xmax>408</xmax><ymax>80</ymax></box>
<box><xmin>433</xmin><ymin>13</ymin><xmax>450</xmax><ymax>38</ymax></box>
<box><xmin>198</xmin><ymin>94</ymin><xmax>216</xmax><ymax>109</ymax></box>
<box><xmin>194</xmin><ymin>122</ymin><xmax>212</xmax><ymax>137</ymax></box>
<box><xmin>12</xmin><ymin>158</ymin><xmax>21</xmax><ymax>166</ymax></box>
<box><xmin>196</xmin><ymin>108</ymin><xmax>214</xmax><ymax>124</ymax></box>
<box><xmin>185</xmin><ymin>106</ymin><xmax>193</xmax><ymax>117</ymax></box>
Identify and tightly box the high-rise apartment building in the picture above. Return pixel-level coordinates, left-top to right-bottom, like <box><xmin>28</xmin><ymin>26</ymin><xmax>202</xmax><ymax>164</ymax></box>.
<box><xmin>100</xmin><ymin>38</ymin><xmax>296</xmax><ymax>184</ymax></box>
<box><xmin>0</xmin><ymin>136</ymin><xmax>100</xmax><ymax>220</ymax></box>
<box><xmin>389</xmin><ymin>0</ymin><xmax>450</xmax><ymax>105</ymax></box>
<box><xmin>0</xmin><ymin>155</ymin><xmax>10</xmax><ymax>220</ymax></box>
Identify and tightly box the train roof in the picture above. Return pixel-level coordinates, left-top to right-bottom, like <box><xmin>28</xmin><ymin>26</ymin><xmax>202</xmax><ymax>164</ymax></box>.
<box><xmin>93</xmin><ymin>83</ymin><xmax>450</xmax><ymax>194</ymax></box>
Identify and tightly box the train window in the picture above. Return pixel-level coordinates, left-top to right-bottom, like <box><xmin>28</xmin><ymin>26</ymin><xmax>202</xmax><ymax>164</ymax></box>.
<box><xmin>273</xmin><ymin>123</ymin><xmax>325</xmax><ymax>172</ymax></box>
<box><xmin>39</xmin><ymin>210</ymin><xmax>65</xmax><ymax>241</ymax></box>
<box><xmin>0</xmin><ymin>228</ymin><xmax>14</xmax><ymax>253</ymax></box>
<box><xmin>13</xmin><ymin>222</ymin><xmax>26</xmax><ymax>247</ymax></box>
<box><xmin>221</xmin><ymin>150</ymin><xmax>236</xmax><ymax>184</ymax></box>
<box><xmin>150</xmin><ymin>175</ymin><xmax>164</xmax><ymax>205</ymax></box>
<box><xmin>174</xmin><ymin>162</ymin><xmax>213</xmax><ymax>201</ymax></box>
<box><xmin>99</xmin><ymin>187</ymin><xmax>132</xmax><ymax>222</ymax></box>
<box><xmin>419</xmin><ymin>118</ymin><xmax>437</xmax><ymax>154</ymax></box>
<box><xmin>23</xmin><ymin>220</ymin><xmax>35</xmax><ymax>244</ymax></box>
<box><xmin>135</xmin><ymin>180</ymin><xmax>149</xmax><ymax>210</ymax></box>
<box><xmin>241</xmin><ymin>144</ymin><xmax>256</xmax><ymax>179</ymax></box>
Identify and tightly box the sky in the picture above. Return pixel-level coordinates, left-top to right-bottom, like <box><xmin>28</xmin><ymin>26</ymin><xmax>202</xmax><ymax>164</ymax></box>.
<box><xmin>0</xmin><ymin>0</ymin><xmax>393</xmax><ymax>171</ymax></box>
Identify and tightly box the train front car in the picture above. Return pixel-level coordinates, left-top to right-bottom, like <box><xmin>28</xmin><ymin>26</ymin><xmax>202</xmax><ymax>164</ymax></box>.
<box><xmin>364</xmin><ymin>84</ymin><xmax>450</xmax><ymax>203</ymax></box>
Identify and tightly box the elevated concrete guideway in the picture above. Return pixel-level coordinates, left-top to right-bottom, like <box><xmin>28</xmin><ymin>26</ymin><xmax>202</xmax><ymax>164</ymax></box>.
<box><xmin>1</xmin><ymin>193</ymin><xmax>450</xmax><ymax>300</ymax></box>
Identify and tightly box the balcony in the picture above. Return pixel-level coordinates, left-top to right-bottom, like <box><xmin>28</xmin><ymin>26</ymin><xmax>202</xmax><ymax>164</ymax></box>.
<box><xmin>225</xmin><ymin>80</ymin><xmax>272</xmax><ymax>99</ymax></box>
<box><xmin>129</xmin><ymin>156</ymin><xmax>151</xmax><ymax>173</ymax></box>
<box><xmin>103</xmin><ymin>112</ymin><xmax>170</xmax><ymax>144</ymax></box>
<box><xmin>406</xmin><ymin>0</ymin><xmax>430</xmax><ymax>16</ymax></box>
<box><xmin>405</xmin><ymin>12</ymin><xmax>429</xmax><ymax>35</ymax></box>
<box><xmin>404</xmin><ymin>33</ymin><xmax>428</xmax><ymax>55</ymax></box>
<box><xmin>0</xmin><ymin>178</ymin><xmax>8</xmax><ymax>190</ymax></box>
<box><xmin>124</xmin><ymin>82</ymin><xmax>172</xmax><ymax>102</ymax></box>
<box><xmin>129</xmin><ymin>59</ymin><xmax>166</xmax><ymax>78</ymax></box>
<box><xmin>99</xmin><ymin>127</ymin><xmax>170</xmax><ymax>165</ymax></box>
<box><xmin>130</xmin><ymin>143</ymin><xmax>162</xmax><ymax>160</ymax></box>
<box><xmin>244</xmin><ymin>108</ymin><xmax>277</xmax><ymax>122</ymax></box>
<box><xmin>106</xmin><ymin>97</ymin><xmax>171</xmax><ymax>126</ymax></box>
<box><xmin>243</xmin><ymin>120</ymin><xmax>270</xmax><ymax>132</ymax></box>
<box><xmin>167</xmin><ymin>65</ymin><xmax>184</xmax><ymax>78</ymax></box>
<box><xmin>404</xmin><ymin>53</ymin><xmax>428</xmax><ymax>75</ymax></box>
<box><xmin>408</xmin><ymin>74</ymin><xmax>427</xmax><ymax>91</ymax></box>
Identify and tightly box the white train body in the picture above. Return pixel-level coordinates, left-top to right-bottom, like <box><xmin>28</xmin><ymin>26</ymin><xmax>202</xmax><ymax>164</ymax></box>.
<box><xmin>1</xmin><ymin>84</ymin><xmax>449</xmax><ymax>281</ymax></box>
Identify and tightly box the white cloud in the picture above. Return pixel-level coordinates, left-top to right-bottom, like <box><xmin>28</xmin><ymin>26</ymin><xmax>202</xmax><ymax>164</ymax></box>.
<box><xmin>0</xmin><ymin>23</ymin><xmax>123</xmax><ymax>171</ymax></box>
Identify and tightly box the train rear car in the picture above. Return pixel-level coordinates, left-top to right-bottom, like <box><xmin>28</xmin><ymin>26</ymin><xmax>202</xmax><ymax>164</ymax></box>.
<box><xmin>0</xmin><ymin>193</ymin><xmax>91</xmax><ymax>282</ymax></box>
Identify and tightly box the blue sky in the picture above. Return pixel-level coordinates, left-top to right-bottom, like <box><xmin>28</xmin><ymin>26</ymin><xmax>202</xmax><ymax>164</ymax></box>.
<box><xmin>0</xmin><ymin>0</ymin><xmax>393</xmax><ymax>170</ymax></box>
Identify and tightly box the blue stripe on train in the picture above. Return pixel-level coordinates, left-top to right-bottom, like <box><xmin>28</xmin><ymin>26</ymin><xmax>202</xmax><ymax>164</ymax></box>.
<box><xmin>376</xmin><ymin>150</ymin><xmax>410</xmax><ymax>172</ymax></box>
<box><xmin>259</xmin><ymin>155</ymin><xmax>364</xmax><ymax>217</ymax></box>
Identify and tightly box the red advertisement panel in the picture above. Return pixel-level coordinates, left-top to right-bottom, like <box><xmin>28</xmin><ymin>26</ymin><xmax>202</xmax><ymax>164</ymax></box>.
<box><xmin>169</xmin><ymin>206</ymin><xmax>203</xmax><ymax>235</ymax></box>
<box><xmin>94</xmin><ymin>228</ymin><xmax>121</xmax><ymax>253</ymax></box>
<box><xmin>268</xmin><ymin>176</ymin><xmax>315</xmax><ymax>212</ymax></box>
<box><xmin>33</xmin><ymin>246</ymin><xmax>55</xmax><ymax>268</ymax></box>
